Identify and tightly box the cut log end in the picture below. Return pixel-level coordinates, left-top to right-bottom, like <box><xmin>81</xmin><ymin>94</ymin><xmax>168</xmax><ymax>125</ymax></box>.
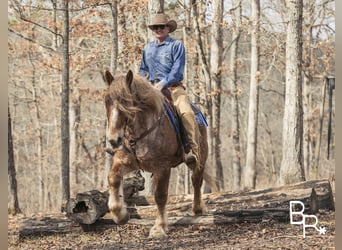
<box><xmin>65</xmin><ymin>171</ymin><xmax>145</xmax><ymax>225</ymax></box>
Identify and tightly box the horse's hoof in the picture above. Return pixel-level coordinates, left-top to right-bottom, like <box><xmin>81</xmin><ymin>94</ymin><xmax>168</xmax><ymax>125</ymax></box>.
<box><xmin>193</xmin><ymin>208</ymin><xmax>203</xmax><ymax>215</ymax></box>
<box><xmin>148</xmin><ymin>225</ymin><xmax>167</xmax><ymax>239</ymax></box>
<box><xmin>111</xmin><ymin>210</ymin><xmax>129</xmax><ymax>225</ymax></box>
<box><xmin>192</xmin><ymin>204</ymin><xmax>207</xmax><ymax>215</ymax></box>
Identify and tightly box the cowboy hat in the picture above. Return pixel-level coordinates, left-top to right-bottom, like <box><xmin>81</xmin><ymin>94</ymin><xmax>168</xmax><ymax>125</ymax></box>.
<box><xmin>148</xmin><ymin>13</ymin><xmax>177</xmax><ymax>33</ymax></box>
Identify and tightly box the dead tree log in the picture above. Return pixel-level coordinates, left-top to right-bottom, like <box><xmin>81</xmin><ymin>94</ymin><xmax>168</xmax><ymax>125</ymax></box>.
<box><xmin>64</xmin><ymin>171</ymin><xmax>145</xmax><ymax>224</ymax></box>
<box><xmin>65</xmin><ymin>190</ymin><xmax>109</xmax><ymax>224</ymax></box>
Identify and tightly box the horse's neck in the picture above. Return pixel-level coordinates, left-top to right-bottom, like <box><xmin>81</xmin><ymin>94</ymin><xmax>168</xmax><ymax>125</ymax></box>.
<box><xmin>130</xmin><ymin>111</ymin><xmax>160</xmax><ymax>135</ymax></box>
<box><xmin>136</xmin><ymin>112</ymin><xmax>154</xmax><ymax>128</ymax></box>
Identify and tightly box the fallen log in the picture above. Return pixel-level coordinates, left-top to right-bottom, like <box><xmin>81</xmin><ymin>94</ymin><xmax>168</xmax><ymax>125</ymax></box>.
<box><xmin>134</xmin><ymin>179</ymin><xmax>335</xmax><ymax>217</ymax></box>
<box><xmin>18</xmin><ymin>215</ymin><xmax>80</xmax><ymax>238</ymax></box>
<box><xmin>65</xmin><ymin>190</ymin><xmax>109</xmax><ymax>225</ymax></box>
<box><xmin>64</xmin><ymin>171</ymin><xmax>145</xmax><ymax>224</ymax></box>
<box><xmin>129</xmin><ymin>209</ymin><xmax>292</xmax><ymax>226</ymax></box>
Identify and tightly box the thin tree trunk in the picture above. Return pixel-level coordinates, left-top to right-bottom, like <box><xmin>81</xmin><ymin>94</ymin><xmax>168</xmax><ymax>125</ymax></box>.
<box><xmin>28</xmin><ymin>42</ymin><xmax>45</xmax><ymax>211</ymax></box>
<box><xmin>210</xmin><ymin>0</ymin><xmax>224</xmax><ymax>190</ymax></box>
<box><xmin>279</xmin><ymin>0</ymin><xmax>305</xmax><ymax>185</ymax></box>
<box><xmin>302</xmin><ymin>1</ymin><xmax>315</xmax><ymax>180</ymax></box>
<box><xmin>104</xmin><ymin>0</ymin><xmax>119</xmax><ymax>190</ymax></box>
<box><xmin>229</xmin><ymin>0</ymin><xmax>242</xmax><ymax>192</ymax></box>
<box><xmin>69</xmin><ymin>88</ymin><xmax>81</xmax><ymax>197</ymax></box>
<box><xmin>26</xmin><ymin>0</ymin><xmax>44</xmax><ymax>212</ymax></box>
<box><xmin>8</xmin><ymin>105</ymin><xmax>21</xmax><ymax>215</ymax></box>
<box><xmin>191</xmin><ymin>0</ymin><xmax>212</xmax><ymax>160</ymax></box>
<box><xmin>182</xmin><ymin>2</ymin><xmax>191</xmax><ymax>194</ymax></box>
<box><xmin>61</xmin><ymin>0</ymin><xmax>70</xmax><ymax>202</ymax></box>
<box><xmin>110</xmin><ymin>1</ymin><xmax>118</xmax><ymax>73</ymax></box>
<box><xmin>245</xmin><ymin>0</ymin><xmax>260</xmax><ymax>190</ymax></box>
<box><xmin>313</xmin><ymin>77</ymin><xmax>327</xmax><ymax>178</ymax></box>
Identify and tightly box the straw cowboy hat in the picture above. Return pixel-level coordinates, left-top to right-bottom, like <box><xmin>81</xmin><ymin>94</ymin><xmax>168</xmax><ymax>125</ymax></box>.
<box><xmin>148</xmin><ymin>13</ymin><xmax>177</xmax><ymax>33</ymax></box>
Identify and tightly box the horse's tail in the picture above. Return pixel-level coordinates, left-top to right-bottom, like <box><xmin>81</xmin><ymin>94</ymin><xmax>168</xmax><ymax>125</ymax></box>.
<box><xmin>202</xmin><ymin>165</ymin><xmax>219</xmax><ymax>193</ymax></box>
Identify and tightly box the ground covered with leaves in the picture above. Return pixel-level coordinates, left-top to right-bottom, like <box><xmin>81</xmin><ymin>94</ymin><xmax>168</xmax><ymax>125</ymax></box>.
<box><xmin>8</xmin><ymin>210</ymin><xmax>334</xmax><ymax>250</ymax></box>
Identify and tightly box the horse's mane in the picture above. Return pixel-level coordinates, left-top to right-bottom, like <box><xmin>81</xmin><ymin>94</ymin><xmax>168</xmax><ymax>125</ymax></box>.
<box><xmin>107</xmin><ymin>73</ymin><xmax>165</xmax><ymax>119</ymax></box>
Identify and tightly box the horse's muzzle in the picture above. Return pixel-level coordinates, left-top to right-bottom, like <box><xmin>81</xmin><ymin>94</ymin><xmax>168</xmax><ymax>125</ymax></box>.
<box><xmin>109</xmin><ymin>137</ymin><xmax>122</xmax><ymax>148</ymax></box>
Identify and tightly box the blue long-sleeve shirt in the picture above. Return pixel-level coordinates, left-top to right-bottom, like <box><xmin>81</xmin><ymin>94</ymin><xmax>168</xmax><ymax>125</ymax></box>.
<box><xmin>139</xmin><ymin>36</ymin><xmax>185</xmax><ymax>88</ymax></box>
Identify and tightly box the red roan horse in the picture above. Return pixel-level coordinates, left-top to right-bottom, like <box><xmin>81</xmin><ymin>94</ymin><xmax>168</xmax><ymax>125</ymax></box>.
<box><xmin>102</xmin><ymin>70</ymin><xmax>216</xmax><ymax>238</ymax></box>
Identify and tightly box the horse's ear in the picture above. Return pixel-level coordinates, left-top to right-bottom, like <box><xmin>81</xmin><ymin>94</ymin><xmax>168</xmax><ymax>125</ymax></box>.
<box><xmin>126</xmin><ymin>70</ymin><xmax>134</xmax><ymax>89</ymax></box>
<box><xmin>103</xmin><ymin>70</ymin><xmax>114</xmax><ymax>87</ymax></box>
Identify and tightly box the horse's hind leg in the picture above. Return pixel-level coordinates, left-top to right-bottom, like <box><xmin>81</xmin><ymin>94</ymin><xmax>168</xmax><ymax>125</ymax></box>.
<box><xmin>191</xmin><ymin>165</ymin><xmax>206</xmax><ymax>215</ymax></box>
<box><xmin>148</xmin><ymin>169</ymin><xmax>171</xmax><ymax>239</ymax></box>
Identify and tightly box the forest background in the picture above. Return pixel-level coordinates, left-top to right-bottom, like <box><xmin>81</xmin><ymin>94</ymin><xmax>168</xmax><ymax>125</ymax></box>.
<box><xmin>8</xmin><ymin>0</ymin><xmax>335</xmax><ymax>215</ymax></box>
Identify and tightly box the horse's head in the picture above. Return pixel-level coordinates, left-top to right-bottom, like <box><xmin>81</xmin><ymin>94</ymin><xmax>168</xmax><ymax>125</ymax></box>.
<box><xmin>103</xmin><ymin>69</ymin><xmax>165</xmax><ymax>149</ymax></box>
<box><xmin>103</xmin><ymin>70</ymin><xmax>135</xmax><ymax>148</ymax></box>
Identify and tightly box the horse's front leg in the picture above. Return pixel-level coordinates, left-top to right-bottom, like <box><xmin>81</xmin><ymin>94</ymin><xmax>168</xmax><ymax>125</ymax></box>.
<box><xmin>149</xmin><ymin>169</ymin><xmax>171</xmax><ymax>239</ymax></box>
<box><xmin>108</xmin><ymin>164</ymin><xmax>129</xmax><ymax>224</ymax></box>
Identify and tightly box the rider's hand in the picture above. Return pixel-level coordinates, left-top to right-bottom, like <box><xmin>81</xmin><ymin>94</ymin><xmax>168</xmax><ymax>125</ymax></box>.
<box><xmin>154</xmin><ymin>82</ymin><xmax>164</xmax><ymax>91</ymax></box>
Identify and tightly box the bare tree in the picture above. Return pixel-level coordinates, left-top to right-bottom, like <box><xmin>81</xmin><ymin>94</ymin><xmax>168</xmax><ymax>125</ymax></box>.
<box><xmin>8</xmin><ymin>105</ymin><xmax>21</xmax><ymax>215</ymax></box>
<box><xmin>103</xmin><ymin>0</ymin><xmax>119</xmax><ymax>190</ymax></box>
<box><xmin>61</xmin><ymin>0</ymin><xmax>70</xmax><ymax>202</ymax></box>
<box><xmin>244</xmin><ymin>0</ymin><xmax>260</xmax><ymax>190</ymax></box>
<box><xmin>279</xmin><ymin>0</ymin><xmax>305</xmax><ymax>185</ymax></box>
<box><xmin>210</xmin><ymin>0</ymin><xmax>224</xmax><ymax>190</ymax></box>
<box><xmin>228</xmin><ymin>0</ymin><xmax>242</xmax><ymax>192</ymax></box>
<box><xmin>110</xmin><ymin>0</ymin><xmax>119</xmax><ymax>73</ymax></box>
<box><xmin>69</xmin><ymin>86</ymin><xmax>81</xmax><ymax>196</ymax></box>
<box><xmin>191</xmin><ymin>0</ymin><xmax>212</xmax><ymax>160</ymax></box>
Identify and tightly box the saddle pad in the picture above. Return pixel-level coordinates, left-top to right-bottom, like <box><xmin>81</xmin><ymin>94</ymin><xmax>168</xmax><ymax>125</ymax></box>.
<box><xmin>164</xmin><ymin>102</ymin><xmax>208</xmax><ymax>133</ymax></box>
<box><xmin>191</xmin><ymin>102</ymin><xmax>208</xmax><ymax>127</ymax></box>
<box><xmin>163</xmin><ymin>102</ymin><xmax>180</xmax><ymax>133</ymax></box>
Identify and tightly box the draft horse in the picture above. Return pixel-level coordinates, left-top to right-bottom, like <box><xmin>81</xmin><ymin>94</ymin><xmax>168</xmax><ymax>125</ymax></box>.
<box><xmin>102</xmin><ymin>70</ymin><xmax>215</xmax><ymax>238</ymax></box>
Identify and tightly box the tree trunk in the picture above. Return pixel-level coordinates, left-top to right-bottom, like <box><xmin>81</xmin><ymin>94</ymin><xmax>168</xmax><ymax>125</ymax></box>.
<box><xmin>103</xmin><ymin>0</ymin><xmax>119</xmax><ymax>192</ymax></box>
<box><xmin>8</xmin><ymin>105</ymin><xmax>21</xmax><ymax>215</ymax></box>
<box><xmin>191</xmin><ymin>0</ymin><xmax>212</xmax><ymax>162</ymax></box>
<box><xmin>302</xmin><ymin>1</ymin><xmax>316</xmax><ymax>180</ymax></box>
<box><xmin>69</xmin><ymin>88</ymin><xmax>81</xmax><ymax>197</ymax></box>
<box><xmin>313</xmin><ymin>78</ymin><xmax>327</xmax><ymax>178</ymax></box>
<box><xmin>110</xmin><ymin>1</ymin><xmax>118</xmax><ymax>73</ymax></box>
<box><xmin>229</xmin><ymin>0</ymin><xmax>242</xmax><ymax>192</ymax></box>
<box><xmin>28</xmin><ymin>47</ymin><xmax>45</xmax><ymax>211</ymax></box>
<box><xmin>279</xmin><ymin>0</ymin><xmax>305</xmax><ymax>185</ymax></box>
<box><xmin>181</xmin><ymin>3</ymin><xmax>191</xmax><ymax>194</ymax></box>
<box><xmin>245</xmin><ymin>0</ymin><xmax>260</xmax><ymax>190</ymax></box>
<box><xmin>210</xmin><ymin>0</ymin><xmax>224</xmax><ymax>190</ymax></box>
<box><xmin>61</xmin><ymin>0</ymin><xmax>70</xmax><ymax>202</ymax></box>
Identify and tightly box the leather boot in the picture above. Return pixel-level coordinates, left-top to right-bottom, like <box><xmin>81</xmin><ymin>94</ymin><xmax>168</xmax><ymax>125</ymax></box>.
<box><xmin>181</xmin><ymin>113</ymin><xmax>200</xmax><ymax>168</ymax></box>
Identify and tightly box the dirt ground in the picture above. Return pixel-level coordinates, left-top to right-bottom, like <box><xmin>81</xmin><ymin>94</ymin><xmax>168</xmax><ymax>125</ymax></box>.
<box><xmin>8</xmin><ymin>209</ymin><xmax>335</xmax><ymax>250</ymax></box>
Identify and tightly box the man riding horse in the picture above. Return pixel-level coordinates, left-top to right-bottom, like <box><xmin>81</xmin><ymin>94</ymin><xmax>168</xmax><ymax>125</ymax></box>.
<box><xmin>139</xmin><ymin>13</ymin><xmax>200</xmax><ymax>168</ymax></box>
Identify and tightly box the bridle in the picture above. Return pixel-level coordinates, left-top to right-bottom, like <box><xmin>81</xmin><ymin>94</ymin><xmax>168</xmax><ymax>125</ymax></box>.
<box><xmin>121</xmin><ymin>110</ymin><xmax>166</xmax><ymax>163</ymax></box>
